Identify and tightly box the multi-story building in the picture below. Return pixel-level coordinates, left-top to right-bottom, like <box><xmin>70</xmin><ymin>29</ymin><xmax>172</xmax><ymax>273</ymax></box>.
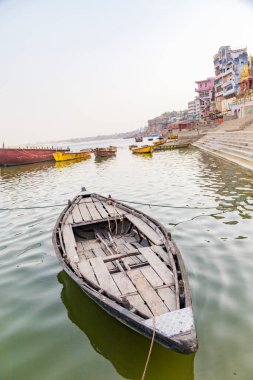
<box><xmin>188</xmin><ymin>98</ymin><xmax>200</xmax><ymax>120</ymax></box>
<box><xmin>195</xmin><ymin>77</ymin><xmax>215</xmax><ymax>121</ymax></box>
<box><xmin>213</xmin><ymin>46</ymin><xmax>248</xmax><ymax>113</ymax></box>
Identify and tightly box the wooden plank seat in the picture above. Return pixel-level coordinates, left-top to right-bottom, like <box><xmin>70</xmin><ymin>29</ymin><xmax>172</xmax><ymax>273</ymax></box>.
<box><xmin>138</xmin><ymin>247</ymin><xmax>174</xmax><ymax>286</ymax></box>
<box><xmin>62</xmin><ymin>224</ymin><xmax>79</xmax><ymax>263</ymax></box>
<box><xmin>125</xmin><ymin>213</ymin><xmax>163</xmax><ymax>246</ymax></box>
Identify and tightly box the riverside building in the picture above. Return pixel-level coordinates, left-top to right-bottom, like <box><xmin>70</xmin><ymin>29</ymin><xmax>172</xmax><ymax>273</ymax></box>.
<box><xmin>213</xmin><ymin>46</ymin><xmax>248</xmax><ymax>114</ymax></box>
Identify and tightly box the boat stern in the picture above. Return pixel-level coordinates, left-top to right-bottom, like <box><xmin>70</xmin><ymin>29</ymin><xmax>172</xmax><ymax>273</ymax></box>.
<box><xmin>142</xmin><ymin>307</ymin><xmax>197</xmax><ymax>354</ymax></box>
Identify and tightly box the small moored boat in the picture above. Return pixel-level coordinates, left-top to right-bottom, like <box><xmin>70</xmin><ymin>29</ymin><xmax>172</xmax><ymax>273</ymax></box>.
<box><xmin>153</xmin><ymin>139</ymin><xmax>167</xmax><ymax>146</ymax></box>
<box><xmin>132</xmin><ymin>145</ymin><xmax>153</xmax><ymax>154</ymax></box>
<box><xmin>129</xmin><ymin>145</ymin><xmax>138</xmax><ymax>150</ymax></box>
<box><xmin>52</xmin><ymin>191</ymin><xmax>198</xmax><ymax>354</ymax></box>
<box><xmin>53</xmin><ymin>150</ymin><xmax>91</xmax><ymax>162</ymax></box>
<box><xmin>94</xmin><ymin>147</ymin><xmax>116</xmax><ymax>157</ymax></box>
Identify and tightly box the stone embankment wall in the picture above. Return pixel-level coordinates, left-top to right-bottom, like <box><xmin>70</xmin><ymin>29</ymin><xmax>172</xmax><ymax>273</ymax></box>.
<box><xmin>192</xmin><ymin>115</ymin><xmax>253</xmax><ymax>170</ymax></box>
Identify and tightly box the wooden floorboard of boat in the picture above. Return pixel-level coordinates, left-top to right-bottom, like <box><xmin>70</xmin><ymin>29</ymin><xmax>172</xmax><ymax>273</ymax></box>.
<box><xmin>62</xmin><ymin>224</ymin><xmax>79</xmax><ymax>263</ymax></box>
<box><xmin>140</xmin><ymin>266</ymin><xmax>164</xmax><ymax>287</ymax></box>
<box><xmin>82</xmin><ymin>198</ymin><xmax>102</xmax><ymax>220</ymax></box>
<box><xmin>127</xmin><ymin>269</ymin><xmax>168</xmax><ymax>316</ymax></box>
<box><xmin>125</xmin><ymin>213</ymin><xmax>163</xmax><ymax>246</ymax></box>
<box><xmin>151</xmin><ymin>245</ymin><xmax>171</xmax><ymax>266</ymax></box>
<box><xmin>112</xmin><ymin>272</ymin><xmax>153</xmax><ymax>318</ymax></box>
<box><xmin>71</xmin><ymin>204</ymin><xmax>83</xmax><ymax>224</ymax></box>
<box><xmin>91</xmin><ymin>198</ymin><xmax>109</xmax><ymax>219</ymax></box>
<box><xmin>157</xmin><ymin>287</ymin><xmax>177</xmax><ymax>311</ymax></box>
<box><xmin>101</xmin><ymin>201</ymin><xmax>125</xmax><ymax>217</ymax></box>
<box><xmin>92</xmin><ymin>246</ymin><xmax>116</xmax><ymax>270</ymax></box>
<box><xmin>138</xmin><ymin>247</ymin><xmax>174</xmax><ymax>286</ymax></box>
<box><xmin>78</xmin><ymin>201</ymin><xmax>92</xmax><ymax>222</ymax></box>
<box><xmin>78</xmin><ymin>259</ymin><xmax>98</xmax><ymax>286</ymax></box>
<box><xmin>89</xmin><ymin>256</ymin><xmax>121</xmax><ymax>297</ymax></box>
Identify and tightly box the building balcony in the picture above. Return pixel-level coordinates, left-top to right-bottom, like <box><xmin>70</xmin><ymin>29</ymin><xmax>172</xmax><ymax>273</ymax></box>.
<box><xmin>221</xmin><ymin>79</ymin><xmax>235</xmax><ymax>89</ymax></box>
<box><xmin>223</xmin><ymin>87</ymin><xmax>236</xmax><ymax>97</ymax></box>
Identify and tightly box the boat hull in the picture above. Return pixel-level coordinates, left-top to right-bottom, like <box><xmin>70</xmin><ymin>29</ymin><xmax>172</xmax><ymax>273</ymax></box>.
<box><xmin>0</xmin><ymin>148</ymin><xmax>68</xmax><ymax>167</ymax></box>
<box><xmin>53</xmin><ymin>151</ymin><xmax>91</xmax><ymax>162</ymax></box>
<box><xmin>132</xmin><ymin>146</ymin><xmax>153</xmax><ymax>154</ymax></box>
<box><xmin>94</xmin><ymin>148</ymin><xmax>116</xmax><ymax>157</ymax></box>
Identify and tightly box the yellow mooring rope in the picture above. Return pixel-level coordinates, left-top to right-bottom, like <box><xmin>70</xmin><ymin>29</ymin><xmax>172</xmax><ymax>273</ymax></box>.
<box><xmin>141</xmin><ymin>317</ymin><xmax>156</xmax><ymax>380</ymax></box>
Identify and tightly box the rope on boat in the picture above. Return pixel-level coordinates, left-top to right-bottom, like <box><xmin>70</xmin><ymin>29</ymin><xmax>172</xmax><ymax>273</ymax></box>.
<box><xmin>141</xmin><ymin>317</ymin><xmax>156</xmax><ymax>380</ymax></box>
<box><xmin>0</xmin><ymin>200</ymin><xmax>219</xmax><ymax>211</ymax></box>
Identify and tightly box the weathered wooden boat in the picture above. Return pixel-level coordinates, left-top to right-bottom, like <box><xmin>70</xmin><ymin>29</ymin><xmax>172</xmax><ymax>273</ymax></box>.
<box><xmin>52</xmin><ymin>191</ymin><xmax>198</xmax><ymax>354</ymax></box>
<box><xmin>129</xmin><ymin>144</ymin><xmax>138</xmax><ymax>150</ymax></box>
<box><xmin>132</xmin><ymin>145</ymin><xmax>153</xmax><ymax>154</ymax></box>
<box><xmin>53</xmin><ymin>151</ymin><xmax>91</xmax><ymax>162</ymax></box>
<box><xmin>94</xmin><ymin>147</ymin><xmax>116</xmax><ymax>157</ymax></box>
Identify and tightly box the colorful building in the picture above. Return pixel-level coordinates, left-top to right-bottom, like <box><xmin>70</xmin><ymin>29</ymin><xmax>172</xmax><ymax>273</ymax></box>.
<box><xmin>213</xmin><ymin>46</ymin><xmax>248</xmax><ymax>113</ymax></box>
<box><xmin>195</xmin><ymin>77</ymin><xmax>215</xmax><ymax>121</ymax></box>
<box><xmin>188</xmin><ymin>98</ymin><xmax>200</xmax><ymax>120</ymax></box>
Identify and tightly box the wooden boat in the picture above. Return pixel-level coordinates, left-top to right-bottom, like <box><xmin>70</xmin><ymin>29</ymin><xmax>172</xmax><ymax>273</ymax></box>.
<box><xmin>168</xmin><ymin>135</ymin><xmax>178</xmax><ymax>140</ymax></box>
<box><xmin>94</xmin><ymin>147</ymin><xmax>116</xmax><ymax>157</ymax></box>
<box><xmin>132</xmin><ymin>145</ymin><xmax>153</xmax><ymax>154</ymax></box>
<box><xmin>135</xmin><ymin>136</ymin><xmax>143</xmax><ymax>143</ymax></box>
<box><xmin>153</xmin><ymin>141</ymin><xmax>190</xmax><ymax>151</ymax></box>
<box><xmin>153</xmin><ymin>139</ymin><xmax>167</xmax><ymax>146</ymax></box>
<box><xmin>53</xmin><ymin>151</ymin><xmax>91</xmax><ymax>162</ymax></box>
<box><xmin>52</xmin><ymin>191</ymin><xmax>198</xmax><ymax>354</ymax></box>
<box><xmin>129</xmin><ymin>145</ymin><xmax>138</xmax><ymax>150</ymax></box>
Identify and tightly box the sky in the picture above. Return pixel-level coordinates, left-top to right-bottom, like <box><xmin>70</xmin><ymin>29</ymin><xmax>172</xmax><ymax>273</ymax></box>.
<box><xmin>0</xmin><ymin>0</ymin><xmax>253</xmax><ymax>144</ymax></box>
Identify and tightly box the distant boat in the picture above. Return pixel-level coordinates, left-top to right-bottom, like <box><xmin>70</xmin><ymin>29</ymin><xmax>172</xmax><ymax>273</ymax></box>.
<box><xmin>94</xmin><ymin>147</ymin><xmax>117</xmax><ymax>157</ymax></box>
<box><xmin>153</xmin><ymin>139</ymin><xmax>167</xmax><ymax>146</ymax></box>
<box><xmin>0</xmin><ymin>146</ymin><xmax>69</xmax><ymax>167</ymax></box>
<box><xmin>129</xmin><ymin>144</ymin><xmax>138</xmax><ymax>150</ymax></box>
<box><xmin>132</xmin><ymin>145</ymin><xmax>153</xmax><ymax>154</ymax></box>
<box><xmin>53</xmin><ymin>151</ymin><xmax>91</xmax><ymax>162</ymax></box>
<box><xmin>135</xmin><ymin>136</ymin><xmax>143</xmax><ymax>142</ymax></box>
<box><xmin>148</xmin><ymin>137</ymin><xmax>153</xmax><ymax>141</ymax></box>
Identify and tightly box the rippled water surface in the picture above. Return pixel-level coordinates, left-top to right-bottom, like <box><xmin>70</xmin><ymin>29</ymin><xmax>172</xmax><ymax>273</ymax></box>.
<box><xmin>1</xmin><ymin>138</ymin><xmax>253</xmax><ymax>380</ymax></box>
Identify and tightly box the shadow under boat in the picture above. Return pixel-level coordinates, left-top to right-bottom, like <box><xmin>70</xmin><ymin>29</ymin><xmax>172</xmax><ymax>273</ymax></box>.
<box><xmin>57</xmin><ymin>271</ymin><xmax>194</xmax><ymax>380</ymax></box>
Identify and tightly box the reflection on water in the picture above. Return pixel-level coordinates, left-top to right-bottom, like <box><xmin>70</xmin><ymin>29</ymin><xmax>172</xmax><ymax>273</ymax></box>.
<box><xmin>0</xmin><ymin>161</ymin><xmax>55</xmax><ymax>180</ymax></box>
<box><xmin>54</xmin><ymin>157</ymin><xmax>91</xmax><ymax>168</ymax></box>
<box><xmin>58</xmin><ymin>271</ymin><xmax>194</xmax><ymax>380</ymax></box>
<box><xmin>94</xmin><ymin>155</ymin><xmax>116</xmax><ymax>164</ymax></box>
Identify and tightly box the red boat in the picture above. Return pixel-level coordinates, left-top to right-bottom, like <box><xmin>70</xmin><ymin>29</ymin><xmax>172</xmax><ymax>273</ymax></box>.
<box><xmin>0</xmin><ymin>146</ymin><xmax>69</xmax><ymax>167</ymax></box>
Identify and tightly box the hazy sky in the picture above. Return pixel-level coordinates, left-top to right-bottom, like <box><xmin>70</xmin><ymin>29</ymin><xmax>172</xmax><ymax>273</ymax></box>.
<box><xmin>0</xmin><ymin>0</ymin><xmax>253</xmax><ymax>144</ymax></box>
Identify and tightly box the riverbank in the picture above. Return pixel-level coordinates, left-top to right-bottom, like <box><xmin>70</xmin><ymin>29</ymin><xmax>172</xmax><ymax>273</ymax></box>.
<box><xmin>192</xmin><ymin>114</ymin><xmax>253</xmax><ymax>171</ymax></box>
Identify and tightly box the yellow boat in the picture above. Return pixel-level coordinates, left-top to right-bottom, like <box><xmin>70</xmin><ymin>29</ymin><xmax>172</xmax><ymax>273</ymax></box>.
<box><xmin>153</xmin><ymin>139</ymin><xmax>167</xmax><ymax>146</ymax></box>
<box><xmin>168</xmin><ymin>134</ymin><xmax>178</xmax><ymax>139</ymax></box>
<box><xmin>53</xmin><ymin>151</ymin><xmax>91</xmax><ymax>162</ymax></box>
<box><xmin>132</xmin><ymin>145</ymin><xmax>153</xmax><ymax>154</ymax></box>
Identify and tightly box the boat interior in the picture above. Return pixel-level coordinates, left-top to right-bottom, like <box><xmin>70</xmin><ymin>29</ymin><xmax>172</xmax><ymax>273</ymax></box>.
<box><xmin>59</xmin><ymin>195</ymin><xmax>186</xmax><ymax>320</ymax></box>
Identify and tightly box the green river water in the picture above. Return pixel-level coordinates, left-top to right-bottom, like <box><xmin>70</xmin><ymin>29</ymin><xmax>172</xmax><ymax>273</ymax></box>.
<box><xmin>1</xmin><ymin>138</ymin><xmax>253</xmax><ymax>380</ymax></box>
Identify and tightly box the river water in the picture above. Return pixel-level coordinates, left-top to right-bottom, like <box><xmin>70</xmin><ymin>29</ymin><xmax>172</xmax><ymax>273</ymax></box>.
<box><xmin>1</xmin><ymin>138</ymin><xmax>253</xmax><ymax>380</ymax></box>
